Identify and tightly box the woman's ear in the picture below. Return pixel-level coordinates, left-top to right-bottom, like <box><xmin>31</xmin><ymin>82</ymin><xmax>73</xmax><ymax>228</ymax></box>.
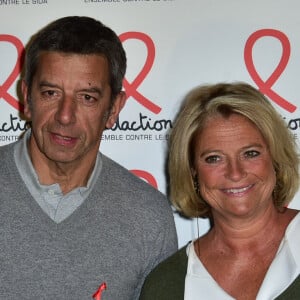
<box><xmin>191</xmin><ymin>167</ymin><xmax>197</xmax><ymax>177</ymax></box>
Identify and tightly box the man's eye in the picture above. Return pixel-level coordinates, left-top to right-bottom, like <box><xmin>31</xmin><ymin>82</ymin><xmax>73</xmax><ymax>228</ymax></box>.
<box><xmin>41</xmin><ymin>90</ymin><xmax>59</xmax><ymax>98</ymax></box>
<box><xmin>205</xmin><ymin>155</ymin><xmax>220</xmax><ymax>164</ymax></box>
<box><xmin>78</xmin><ymin>94</ymin><xmax>97</xmax><ymax>105</ymax></box>
<box><xmin>84</xmin><ymin>94</ymin><xmax>93</xmax><ymax>100</ymax></box>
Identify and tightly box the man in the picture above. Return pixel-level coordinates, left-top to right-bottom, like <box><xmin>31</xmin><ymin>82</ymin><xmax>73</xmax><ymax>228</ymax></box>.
<box><xmin>0</xmin><ymin>16</ymin><xmax>177</xmax><ymax>299</ymax></box>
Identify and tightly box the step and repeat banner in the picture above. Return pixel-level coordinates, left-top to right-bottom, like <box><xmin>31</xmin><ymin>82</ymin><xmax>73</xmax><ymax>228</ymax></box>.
<box><xmin>1</xmin><ymin>0</ymin><xmax>300</xmax><ymax>247</ymax></box>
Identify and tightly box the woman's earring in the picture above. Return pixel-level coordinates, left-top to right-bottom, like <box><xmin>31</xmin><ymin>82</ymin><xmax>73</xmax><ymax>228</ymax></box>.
<box><xmin>193</xmin><ymin>176</ymin><xmax>200</xmax><ymax>195</ymax></box>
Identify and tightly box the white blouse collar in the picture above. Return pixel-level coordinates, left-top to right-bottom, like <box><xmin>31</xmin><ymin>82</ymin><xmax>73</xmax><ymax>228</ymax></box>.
<box><xmin>184</xmin><ymin>212</ymin><xmax>300</xmax><ymax>300</ymax></box>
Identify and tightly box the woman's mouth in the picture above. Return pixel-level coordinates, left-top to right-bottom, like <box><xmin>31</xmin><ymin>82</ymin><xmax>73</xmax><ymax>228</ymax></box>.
<box><xmin>222</xmin><ymin>185</ymin><xmax>253</xmax><ymax>195</ymax></box>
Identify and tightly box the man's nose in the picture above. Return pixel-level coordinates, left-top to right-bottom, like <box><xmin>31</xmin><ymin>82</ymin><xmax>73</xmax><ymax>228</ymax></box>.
<box><xmin>54</xmin><ymin>96</ymin><xmax>76</xmax><ymax>125</ymax></box>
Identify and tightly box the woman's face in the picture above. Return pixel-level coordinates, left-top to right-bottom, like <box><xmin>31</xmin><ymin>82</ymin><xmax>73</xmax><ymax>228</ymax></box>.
<box><xmin>193</xmin><ymin>113</ymin><xmax>276</xmax><ymax>221</ymax></box>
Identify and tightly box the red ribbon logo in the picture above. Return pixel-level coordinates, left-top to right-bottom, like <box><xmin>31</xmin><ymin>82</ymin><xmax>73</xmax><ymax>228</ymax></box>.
<box><xmin>244</xmin><ymin>29</ymin><xmax>296</xmax><ymax>113</ymax></box>
<box><xmin>119</xmin><ymin>32</ymin><xmax>162</xmax><ymax>114</ymax></box>
<box><xmin>0</xmin><ymin>34</ymin><xmax>24</xmax><ymax>112</ymax></box>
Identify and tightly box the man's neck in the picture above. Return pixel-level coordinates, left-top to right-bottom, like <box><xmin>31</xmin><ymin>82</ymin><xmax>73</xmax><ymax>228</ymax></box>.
<box><xmin>27</xmin><ymin>139</ymin><xmax>98</xmax><ymax>194</ymax></box>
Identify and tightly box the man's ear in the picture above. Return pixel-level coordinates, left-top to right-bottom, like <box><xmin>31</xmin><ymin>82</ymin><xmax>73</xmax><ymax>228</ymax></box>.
<box><xmin>105</xmin><ymin>91</ymin><xmax>126</xmax><ymax>129</ymax></box>
<box><xmin>22</xmin><ymin>80</ymin><xmax>32</xmax><ymax>119</ymax></box>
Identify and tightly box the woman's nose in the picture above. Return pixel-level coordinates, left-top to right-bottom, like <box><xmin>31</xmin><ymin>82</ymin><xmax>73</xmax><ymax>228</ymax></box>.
<box><xmin>225</xmin><ymin>159</ymin><xmax>247</xmax><ymax>181</ymax></box>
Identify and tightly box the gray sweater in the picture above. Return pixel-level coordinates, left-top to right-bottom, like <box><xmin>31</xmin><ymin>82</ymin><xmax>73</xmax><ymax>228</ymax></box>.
<box><xmin>0</xmin><ymin>141</ymin><xmax>178</xmax><ymax>299</ymax></box>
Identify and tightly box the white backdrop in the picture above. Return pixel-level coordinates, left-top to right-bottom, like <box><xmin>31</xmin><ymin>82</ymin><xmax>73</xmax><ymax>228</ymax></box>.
<box><xmin>1</xmin><ymin>0</ymin><xmax>300</xmax><ymax>247</ymax></box>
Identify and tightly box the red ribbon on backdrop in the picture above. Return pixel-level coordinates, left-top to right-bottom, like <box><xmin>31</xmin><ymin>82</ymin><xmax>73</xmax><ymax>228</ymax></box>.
<box><xmin>0</xmin><ymin>31</ymin><xmax>162</xmax><ymax>114</ymax></box>
<box><xmin>119</xmin><ymin>31</ymin><xmax>162</xmax><ymax>114</ymax></box>
<box><xmin>0</xmin><ymin>34</ymin><xmax>24</xmax><ymax>112</ymax></box>
<box><xmin>244</xmin><ymin>29</ymin><xmax>297</xmax><ymax>113</ymax></box>
<box><xmin>0</xmin><ymin>33</ymin><xmax>160</xmax><ymax>189</ymax></box>
<box><xmin>131</xmin><ymin>169</ymin><xmax>158</xmax><ymax>189</ymax></box>
<box><xmin>120</xmin><ymin>31</ymin><xmax>161</xmax><ymax>188</ymax></box>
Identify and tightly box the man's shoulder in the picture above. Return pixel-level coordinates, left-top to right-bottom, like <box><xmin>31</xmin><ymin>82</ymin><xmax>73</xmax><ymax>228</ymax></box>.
<box><xmin>0</xmin><ymin>141</ymin><xmax>16</xmax><ymax>154</ymax></box>
<box><xmin>0</xmin><ymin>141</ymin><xmax>21</xmax><ymax>185</ymax></box>
<box><xmin>100</xmin><ymin>154</ymin><xmax>165</xmax><ymax>196</ymax></box>
<box><xmin>98</xmin><ymin>153</ymin><xmax>174</xmax><ymax>219</ymax></box>
<box><xmin>0</xmin><ymin>142</ymin><xmax>17</xmax><ymax>163</ymax></box>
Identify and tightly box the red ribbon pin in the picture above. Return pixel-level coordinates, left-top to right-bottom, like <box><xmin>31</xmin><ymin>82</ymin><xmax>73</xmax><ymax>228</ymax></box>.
<box><xmin>92</xmin><ymin>282</ymin><xmax>107</xmax><ymax>300</ymax></box>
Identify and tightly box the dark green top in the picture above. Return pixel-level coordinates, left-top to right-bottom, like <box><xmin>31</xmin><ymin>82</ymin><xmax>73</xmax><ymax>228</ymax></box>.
<box><xmin>139</xmin><ymin>246</ymin><xmax>187</xmax><ymax>300</ymax></box>
<box><xmin>140</xmin><ymin>245</ymin><xmax>300</xmax><ymax>300</ymax></box>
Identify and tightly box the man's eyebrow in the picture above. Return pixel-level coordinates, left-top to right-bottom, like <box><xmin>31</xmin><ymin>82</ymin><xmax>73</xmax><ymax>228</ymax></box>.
<box><xmin>80</xmin><ymin>87</ymin><xmax>103</xmax><ymax>95</ymax></box>
<box><xmin>38</xmin><ymin>81</ymin><xmax>59</xmax><ymax>88</ymax></box>
<box><xmin>38</xmin><ymin>82</ymin><xmax>104</xmax><ymax>97</ymax></box>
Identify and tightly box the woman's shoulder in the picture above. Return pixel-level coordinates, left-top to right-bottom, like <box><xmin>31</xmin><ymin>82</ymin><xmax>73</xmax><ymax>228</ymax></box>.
<box><xmin>275</xmin><ymin>274</ymin><xmax>300</xmax><ymax>300</ymax></box>
<box><xmin>146</xmin><ymin>245</ymin><xmax>188</xmax><ymax>281</ymax></box>
<box><xmin>139</xmin><ymin>244</ymin><xmax>189</xmax><ymax>300</ymax></box>
<box><xmin>285</xmin><ymin>209</ymin><xmax>300</xmax><ymax>232</ymax></box>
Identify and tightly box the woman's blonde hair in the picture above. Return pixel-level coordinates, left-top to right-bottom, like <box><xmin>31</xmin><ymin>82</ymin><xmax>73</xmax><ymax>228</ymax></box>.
<box><xmin>168</xmin><ymin>82</ymin><xmax>300</xmax><ymax>218</ymax></box>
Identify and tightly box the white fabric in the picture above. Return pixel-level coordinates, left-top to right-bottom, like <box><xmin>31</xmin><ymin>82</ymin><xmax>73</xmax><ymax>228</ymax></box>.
<box><xmin>184</xmin><ymin>212</ymin><xmax>300</xmax><ymax>300</ymax></box>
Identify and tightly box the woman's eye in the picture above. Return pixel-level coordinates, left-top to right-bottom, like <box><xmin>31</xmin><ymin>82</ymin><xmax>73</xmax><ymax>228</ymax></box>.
<box><xmin>204</xmin><ymin>155</ymin><xmax>220</xmax><ymax>164</ymax></box>
<box><xmin>244</xmin><ymin>150</ymin><xmax>260</xmax><ymax>158</ymax></box>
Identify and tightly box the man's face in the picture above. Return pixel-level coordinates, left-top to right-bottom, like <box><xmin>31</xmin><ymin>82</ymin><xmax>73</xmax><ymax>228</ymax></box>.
<box><xmin>22</xmin><ymin>51</ymin><xmax>125</xmax><ymax>167</ymax></box>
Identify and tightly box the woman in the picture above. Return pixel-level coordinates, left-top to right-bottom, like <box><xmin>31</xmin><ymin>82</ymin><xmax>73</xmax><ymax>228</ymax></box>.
<box><xmin>140</xmin><ymin>82</ymin><xmax>300</xmax><ymax>299</ymax></box>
